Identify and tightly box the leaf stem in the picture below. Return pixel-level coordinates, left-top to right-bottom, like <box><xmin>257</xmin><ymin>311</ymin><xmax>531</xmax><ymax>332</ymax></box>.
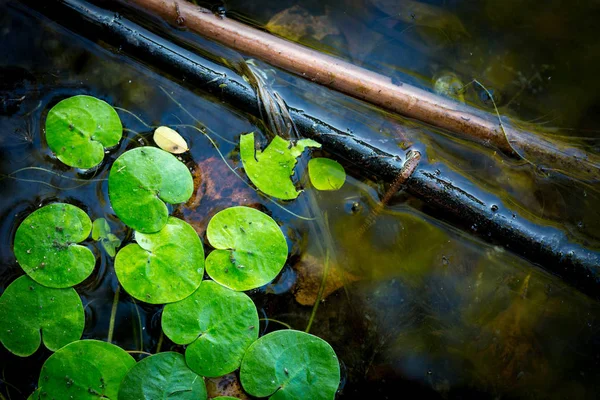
<box><xmin>305</xmin><ymin>250</ymin><xmax>330</xmax><ymax>333</ymax></box>
<box><xmin>107</xmin><ymin>285</ymin><xmax>120</xmax><ymax>343</ymax></box>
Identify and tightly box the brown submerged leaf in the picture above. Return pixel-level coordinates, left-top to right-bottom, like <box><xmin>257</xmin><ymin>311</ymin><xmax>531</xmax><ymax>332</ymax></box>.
<box><xmin>205</xmin><ymin>373</ymin><xmax>250</xmax><ymax>400</ymax></box>
<box><xmin>180</xmin><ymin>156</ymin><xmax>261</xmax><ymax>237</ymax></box>
<box><xmin>266</xmin><ymin>5</ymin><xmax>340</xmax><ymax>42</ymax></box>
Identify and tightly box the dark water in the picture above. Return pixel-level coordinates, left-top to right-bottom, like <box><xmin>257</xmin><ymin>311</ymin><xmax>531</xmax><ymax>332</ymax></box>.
<box><xmin>1</xmin><ymin>0</ymin><xmax>600</xmax><ymax>399</ymax></box>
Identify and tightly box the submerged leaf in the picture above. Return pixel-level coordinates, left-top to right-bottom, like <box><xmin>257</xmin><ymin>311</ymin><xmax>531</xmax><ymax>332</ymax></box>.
<box><xmin>153</xmin><ymin>126</ymin><xmax>189</xmax><ymax>154</ymax></box>
<box><xmin>118</xmin><ymin>352</ymin><xmax>207</xmax><ymax>400</ymax></box>
<box><xmin>36</xmin><ymin>340</ymin><xmax>135</xmax><ymax>400</ymax></box>
<box><xmin>45</xmin><ymin>95</ymin><xmax>122</xmax><ymax>169</ymax></box>
<box><xmin>0</xmin><ymin>275</ymin><xmax>84</xmax><ymax>357</ymax></box>
<box><xmin>115</xmin><ymin>217</ymin><xmax>204</xmax><ymax>304</ymax></box>
<box><xmin>92</xmin><ymin>218</ymin><xmax>121</xmax><ymax>257</ymax></box>
<box><xmin>240</xmin><ymin>132</ymin><xmax>321</xmax><ymax>200</ymax></box>
<box><xmin>308</xmin><ymin>158</ymin><xmax>346</xmax><ymax>191</ymax></box>
<box><xmin>205</xmin><ymin>206</ymin><xmax>288</xmax><ymax>291</ymax></box>
<box><xmin>266</xmin><ymin>5</ymin><xmax>340</xmax><ymax>42</ymax></box>
<box><xmin>162</xmin><ymin>281</ymin><xmax>259</xmax><ymax>377</ymax></box>
<box><xmin>14</xmin><ymin>203</ymin><xmax>95</xmax><ymax>288</ymax></box>
<box><xmin>108</xmin><ymin>146</ymin><xmax>193</xmax><ymax>233</ymax></box>
<box><xmin>240</xmin><ymin>330</ymin><xmax>340</xmax><ymax>400</ymax></box>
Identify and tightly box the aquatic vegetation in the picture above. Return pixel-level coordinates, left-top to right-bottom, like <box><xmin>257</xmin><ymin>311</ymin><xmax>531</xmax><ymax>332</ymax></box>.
<box><xmin>115</xmin><ymin>217</ymin><xmax>204</xmax><ymax>304</ymax></box>
<box><xmin>240</xmin><ymin>330</ymin><xmax>341</xmax><ymax>400</ymax></box>
<box><xmin>92</xmin><ymin>218</ymin><xmax>121</xmax><ymax>257</ymax></box>
<box><xmin>240</xmin><ymin>132</ymin><xmax>321</xmax><ymax>200</ymax></box>
<box><xmin>118</xmin><ymin>352</ymin><xmax>207</xmax><ymax>400</ymax></box>
<box><xmin>162</xmin><ymin>281</ymin><xmax>259</xmax><ymax>377</ymax></box>
<box><xmin>45</xmin><ymin>95</ymin><xmax>122</xmax><ymax>169</ymax></box>
<box><xmin>14</xmin><ymin>203</ymin><xmax>95</xmax><ymax>288</ymax></box>
<box><xmin>153</xmin><ymin>125</ymin><xmax>189</xmax><ymax>154</ymax></box>
<box><xmin>307</xmin><ymin>158</ymin><xmax>346</xmax><ymax>191</ymax></box>
<box><xmin>108</xmin><ymin>146</ymin><xmax>193</xmax><ymax>233</ymax></box>
<box><xmin>0</xmin><ymin>275</ymin><xmax>83</xmax><ymax>356</ymax></box>
<box><xmin>205</xmin><ymin>206</ymin><xmax>288</xmax><ymax>291</ymax></box>
<box><xmin>32</xmin><ymin>340</ymin><xmax>135</xmax><ymax>399</ymax></box>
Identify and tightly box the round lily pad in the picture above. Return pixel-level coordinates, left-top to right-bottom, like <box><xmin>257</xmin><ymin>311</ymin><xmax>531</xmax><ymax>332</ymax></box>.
<box><xmin>45</xmin><ymin>95</ymin><xmax>122</xmax><ymax>169</ymax></box>
<box><xmin>162</xmin><ymin>280</ymin><xmax>259</xmax><ymax>377</ymax></box>
<box><xmin>14</xmin><ymin>203</ymin><xmax>95</xmax><ymax>288</ymax></box>
<box><xmin>240</xmin><ymin>330</ymin><xmax>340</xmax><ymax>400</ymax></box>
<box><xmin>205</xmin><ymin>206</ymin><xmax>288</xmax><ymax>291</ymax></box>
<box><xmin>118</xmin><ymin>352</ymin><xmax>207</xmax><ymax>400</ymax></box>
<box><xmin>115</xmin><ymin>217</ymin><xmax>204</xmax><ymax>304</ymax></box>
<box><xmin>108</xmin><ymin>146</ymin><xmax>193</xmax><ymax>233</ymax></box>
<box><xmin>0</xmin><ymin>275</ymin><xmax>84</xmax><ymax>357</ymax></box>
<box><xmin>37</xmin><ymin>339</ymin><xmax>135</xmax><ymax>399</ymax></box>
<box><xmin>308</xmin><ymin>158</ymin><xmax>346</xmax><ymax>191</ymax></box>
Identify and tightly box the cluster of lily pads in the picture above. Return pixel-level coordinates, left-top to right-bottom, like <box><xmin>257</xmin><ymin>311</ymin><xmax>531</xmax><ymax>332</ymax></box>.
<box><xmin>0</xmin><ymin>95</ymin><xmax>346</xmax><ymax>399</ymax></box>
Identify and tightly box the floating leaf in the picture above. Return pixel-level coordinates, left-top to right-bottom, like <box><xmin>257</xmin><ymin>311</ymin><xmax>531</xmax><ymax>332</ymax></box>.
<box><xmin>307</xmin><ymin>158</ymin><xmax>346</xmax><ymax>191</ymax></box>
<box><xmin>35</xmin><ymin>340</ymin><xmax>135</xmax><ymax>400</ymax></box>
<box><xmin>27</xmin><ymin>389</ymin><xmax>41</xmax><ymax>400</ymax></box>
<box><xmin>205</xmin><ymin>206</ymin><xmax>288</xmax><ymax>291</ymax></box>
<box><xmin>92</xmin><ymin>218</ymin><xmax>121</xmax><ymax>257</ymax></box>
<box><xmin>115</xmin><ymin>217</ymin><xmax>204</xmax><ymax>304</ymax></box>
<box><xmin>0</xmin><ymin>275</ymin><xmax>84</xmax><ymax>357</ymax></box>
<box><xmin>154</xmin><ymin>126</ymin><xmax>189</xmax><ymax>154</ymax></box>
<box><xmin>14</xmin><ymin>203</ymin><xmax>95</xmax><ymax>288</ymax></box>
<box><xmin>118</xmin><ymin>352</ymin><xmax>207</xmax><ymax>400</ymax></box>
<box><xmin>240</xmin><ymin>133</ymin><xmax>321</xmax><ymax>200</ymax></box>
<box><xmin>162</xmin><ymin>280</ymin><xmax>259</xmax><ymax>377</ymax></box>
<box><xmin>240</xmin><ymin>330</ymin><xmax>340</xmax><ymax>400</ymax></box>
<box><xmin>108</xmin><ymin>146</ymin><xmax>193</xmax><ymax>233</ymax></box>
<box><xmin>45</xmin><ymin>95</ymin><xmax>122</xmax><ymax>169</ymax></box>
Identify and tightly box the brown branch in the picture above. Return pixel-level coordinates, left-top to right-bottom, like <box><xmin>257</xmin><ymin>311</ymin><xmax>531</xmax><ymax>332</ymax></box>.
<box><xmin>125</xmin><ymin>0</ymin><xmax>599</xmax><ymax>181</ymax></box>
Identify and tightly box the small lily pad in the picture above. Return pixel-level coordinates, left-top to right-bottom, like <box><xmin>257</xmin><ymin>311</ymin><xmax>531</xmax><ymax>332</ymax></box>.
<box><xmin>36</xmin><ymin>339</ymin><xmax>135</xmax><ymax>399</ymax></box>
<box><xmin>240</xmin><ymin>133</ymin><xmax>321</xmax><ymax>200</ymax></box>
<box><xmin>118</xmin><ymin>352</ymin><xmax>207</xmax><ymax>400</ymax></box>
<box><xmin>308</xmin><ymin>158</ymin><xmax>345</xmax><ymax>191</ymax></box>
<box><xmin>45</xmin><ymin>95</ymin><xmax>122</xmax><ymax>169</ymax></box>
<box><xmin>92</xmin><ymin>218</ymin><xmax>121</xmax><ymax>257</ymax></box>
<box><xmin>154</xmin><ymin>126</ymin><xmax>189</xmax><ymax>154</ymax></box>
<box><xmin>0</xmin><ymin>275</ymin><xmax>84</xmax><ymax>357</ymax></box>
<box><xmin>115</xmin><ymin>217</ymin><xmax>204</xmax><ymax>304</ymax></box>
<box><xmin>162</xmin><ymin>280</ymin><xmax>259</xmax><ymax>377</ymax></box>
<box><xmin>240</xmin><ymin>330</ymin><xmax>340</xmax><ymax>400</ymax></box>
<box><xmin>108</xmin><ymin>146</ymin><xmax>193</xmax><ymax>233</ymax></box>
<box><xmin>205</xmin><ymin>206</ymin><xmax>288</xmax><ymax>291</ymax></box>
<box><xmin>14</xmin><ymin>203</ymin><xmax>95</xmax><ymax>288</ymax></box>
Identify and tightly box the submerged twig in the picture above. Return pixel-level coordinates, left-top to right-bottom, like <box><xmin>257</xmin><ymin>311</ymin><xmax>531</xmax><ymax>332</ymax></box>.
<box><xmin>107</xmin><ymin>285</ymin><xmax>120</xmax><ymax>343</ymax></box>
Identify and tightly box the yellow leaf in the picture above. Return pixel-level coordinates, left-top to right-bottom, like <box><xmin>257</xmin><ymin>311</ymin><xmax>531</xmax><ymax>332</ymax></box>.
<box><xmin>153</xmin><ymin>126</ymin><xmax>189</xmax><ymax>154</ymax></box>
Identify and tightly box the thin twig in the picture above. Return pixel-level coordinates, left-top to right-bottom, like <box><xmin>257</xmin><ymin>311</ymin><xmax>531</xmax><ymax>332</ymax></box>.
<box><xmin>107</xmin><ymin>285</ymin><xmax>120</xmax><ymax>343</ymax></box>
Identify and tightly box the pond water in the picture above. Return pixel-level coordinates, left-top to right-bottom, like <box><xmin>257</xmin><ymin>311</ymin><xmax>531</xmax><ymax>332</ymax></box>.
<box><xmin>1</xmin><ymin>0</ymin><xmax>600</xmax><ymax>399</ymax></box>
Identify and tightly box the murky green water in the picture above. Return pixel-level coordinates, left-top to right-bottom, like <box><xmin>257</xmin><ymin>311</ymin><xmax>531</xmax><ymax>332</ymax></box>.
<box><xmin>1</xmin><ymin>0</ymin><xmax>600</xmax><ymax>399</ymax></box>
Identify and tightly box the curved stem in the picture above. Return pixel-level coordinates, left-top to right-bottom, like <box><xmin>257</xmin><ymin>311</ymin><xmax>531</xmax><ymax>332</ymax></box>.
<box><xmin>107</xmin><ymin>285</ymin><xmax>120</xmax><ymax>343</ymax></box>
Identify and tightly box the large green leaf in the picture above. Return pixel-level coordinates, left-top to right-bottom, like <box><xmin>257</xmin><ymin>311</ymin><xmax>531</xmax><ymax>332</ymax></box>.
<box><xmin>240</xmin><ymin>133</ymin><xmax>320</xmax><ymax>200</ymax></box>
<box><xmin>205</xmin><ymin>206</ymin><xmax>288</xmax><ymax>291</ymax></box>
<box><xmin>45</xmin><ymin>95</ymin><xmax>122</xmax><ymax>169</ymax></box>
<box><xmin>162</xmin><ymin>281</ymin><xmax>259</xmax><ymax>377</ymax></box>
<box><xmin>35</xmin><ymin>340</ymin><xmax>135</xmax><ymax>399</ymax></box>
<box><xmin>118</xmin><ymin>352</ymin><xmax>207</xmax><ymax>400</ymax></box>
<box><xmin>115</xmin><ymin>217</ymin><xmax>204</xmax><ymax>304</ymax></box>
<box><xmin>307</xmin><ymin>158</ymin><xmax>346</xmax><ymax>191</ymax></box>
<box><xmin>108</xmin><ymin>146</ymin><xmax>193</xmax><ymax>233</ymax></box>
<box><xmin>14</xmin><ymin>203</ymin><xmax>95</xmax><ymax>288</ymax></box>
<box><xmin>0</xmin><ymin>275</ymin><xmax>84</xmax><ymax>357</ymax></box>
<box><xmin>240</xmin><ymin>330</ymin><xmax>340</xmax><ymax>400</ymax></box>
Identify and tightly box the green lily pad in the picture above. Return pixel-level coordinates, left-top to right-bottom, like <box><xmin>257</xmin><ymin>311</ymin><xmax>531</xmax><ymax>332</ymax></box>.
<box><xmin>92</xmin><ymin>218</ymin><xmax>122</xmax><ymax>257</ymax></box>
<box><xmin>307</xmin><ymin>158</ymin><xmax>346</xmax><ymax>191</ymax></box>
<box><xmin>115</xmin><ymin>217</ymin><xmax>204</xmax><ymax>304</ymax></box>
<box><xmin>45</xmin><ymin>95</ymin><xmax>122</xmax><ymax>169</ymax></box>
<box><xmin>205</xmin><ymin>206</ymin><xmax>288</xmax><ymax>291</ymax></box>
<box><xmin>14</xmin><ymin>203</ymin><xmax>95</xmax><ymax>288</ymax></box>
<box><xmin>162</xmin><ymin>280</ymin><xmax>259</xmax><ymax>377</ymax></box>
<box><xmin>0</xmin><ymin>275</ymin><xmax>84</xmax><ymax>357</ymax></box>
<box><xmin>118</xmin><ymin>352</ymin><xmax>207</xmax><ymax>400</ymax></box>
<box><xmin>108</xmin><ymin>146</ymin><xmax>193</xmax><ymax>233</ymax></box>
<box><xmin>36</xmin><ymin>339</ymin><xmax>135</xmax><ymax>399</ymax></box>
<box><xmin>240</xmin><ymin>133</ymin><xmax>321</xmax><ymax>200</ymax></box>
<box><xmin>240</xmin><ymin>330</ymin><xmax>340</xmax><ymax>400</ymax></box>
<box><xmin>27</xmin><ymin>389</ymin><xmax>41</xmax><ymax>400</ymax></box>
